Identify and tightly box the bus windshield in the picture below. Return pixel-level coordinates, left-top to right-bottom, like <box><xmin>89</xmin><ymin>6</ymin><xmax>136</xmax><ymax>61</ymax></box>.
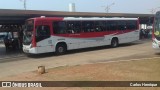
<box><xmin>154</xmin><ymin>16</ymin><xmax>160</xmax><ymax>37</ymax></box>
<box><xmin>23</xmin><ymin>20</ymin><xmax>34</xmax><ymax>45</ymax></box>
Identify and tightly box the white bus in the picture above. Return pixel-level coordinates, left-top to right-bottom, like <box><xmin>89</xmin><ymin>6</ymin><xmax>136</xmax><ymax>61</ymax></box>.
<box><xmin>23</xmin><ymin>17</ymin><xmax>140</xmax><ymax>54</ymax></box>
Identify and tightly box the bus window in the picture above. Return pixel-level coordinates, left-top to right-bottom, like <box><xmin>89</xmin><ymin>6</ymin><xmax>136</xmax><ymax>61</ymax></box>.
<box><xmin>82</xmin><ymin>21</ymin><xmax>95</xmax><ymax>32</ymax></box>
<box><xmin>23</xmin><ymin>20</ymin><xmax>34</xmax><ymax>45</ymax></box>
<box><xmin>35</xmin><ymin>25</ymin><xmax>50</xmax><ymax>42</ymax></box>
<box><xmin>117</xmin><ymin>21</ymin><xmax>127</xmax><ymax>30</ymax></box>
<box><xmin>126</xmin><ymin>21</ymin><xmax>137</xmax><ymax>30</ymax></box>
<box><xmin>53</xmin><ymin>21</ymin><xmax>67</xmax><ymax>34</ymax></box>
<box><xmin>67</xmin><ymin>21</ymin><xmax>75</xmax><ymax>34</ymax></box>
<box><xmin>66</xmin><ymin>21</ymin><xmax>81</xmax><ymax>34</ymax></box>
<box><xmin>106</xmin><ymin>21</ymin><xmax>117</xmax><ymax>31</ymax></box>
<box><xmin>95</xmin><ymin>21</ymin><xmax>106</xmax><ymax>32</ymax></box>
<box><xmin>36</xmin><ymin>25</ymin><xmax>50</xmax><ymax>37</ymax></box>
<box><xmin>74</xmin><ymin>21</ymin><xmax>81</xmax><ymax>33</ymax></box>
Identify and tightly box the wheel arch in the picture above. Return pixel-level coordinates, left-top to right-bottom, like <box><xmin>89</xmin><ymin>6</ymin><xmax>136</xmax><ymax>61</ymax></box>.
<box><xmin>111</xmin><ymin>37</ymin><xmax>119</xmax><ymax>48</ymax></box>
<box><xmin>111</xmin><ymin>37</ymin><xmax>119</xmax><ymax>43</ymax></box>
<box><xmin>55</xmin><ymin>41</ymin><xmax>68</xmax><ymax>51</ymax></box>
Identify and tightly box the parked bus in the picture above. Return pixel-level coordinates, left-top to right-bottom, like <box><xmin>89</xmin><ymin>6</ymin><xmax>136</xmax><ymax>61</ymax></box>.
<box><xmin>23</xmin><ymin>17</ymin><xmax>140</xmax><ymax>54</ymax></box>
<box><xmin>152</xmin><ymin>11</ymin><xmax>160</xmax><ymax>50</ymax></box>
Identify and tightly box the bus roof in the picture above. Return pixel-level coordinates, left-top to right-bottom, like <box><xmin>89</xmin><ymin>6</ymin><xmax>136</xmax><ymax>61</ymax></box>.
<box><xmin>30</xmin><ymin>17</ymin><xmax>138</xmax><ymax>21</ymax></box>
<box><xmin>64</xmin><ymin>17</ymin><xmax>138</xmax><ymax>21</ymax></box>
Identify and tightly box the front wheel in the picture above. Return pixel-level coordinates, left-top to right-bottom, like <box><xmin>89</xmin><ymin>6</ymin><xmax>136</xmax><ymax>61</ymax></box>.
<box><xmin>55</xmin><ymin>44</ymin><xmax>66</xmax><ymax>55</ymax></box>
<box><xmin>111</xmin><ymin>39</ymin><xmax>118</xmax><ymax>48</ymax></box>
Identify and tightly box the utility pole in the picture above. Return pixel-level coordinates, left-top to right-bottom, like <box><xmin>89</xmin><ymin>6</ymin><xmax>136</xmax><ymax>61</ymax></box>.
<box><xmin>24</xmin><ymin>0</ymin><xmax>26</xmax><ymax>10</ymax></box>
<box><xmin>102</xmin><ymin>3</ymin><xmax>115</xmax><ymax>13</ymax></box>
<box><xmin>20</xmin><ymin>0</ymin><xmax>27</xmax><ymax>10</ymax></box>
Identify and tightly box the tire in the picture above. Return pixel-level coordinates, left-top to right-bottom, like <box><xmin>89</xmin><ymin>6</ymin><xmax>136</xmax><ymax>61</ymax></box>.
<box><xmin>111</xmin><ymin>38</ymin><xmax>118</xmax><ymax>48</ymax></box>
<box><xmin>55</xmin><ymin>44</ymin><xmax>66</xmax><ymax>55</ymax></box>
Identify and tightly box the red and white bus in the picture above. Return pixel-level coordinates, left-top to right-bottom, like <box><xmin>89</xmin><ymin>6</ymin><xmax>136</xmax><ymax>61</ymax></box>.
<box><xmin>152</xmin><ymin>11</ymin><xmax>160</xmax><ymax>50</ymax></box>
<box><xmin>23</xmin><ymin>17</ymin><xmax>140</xmax><ymax>54</ymax></box>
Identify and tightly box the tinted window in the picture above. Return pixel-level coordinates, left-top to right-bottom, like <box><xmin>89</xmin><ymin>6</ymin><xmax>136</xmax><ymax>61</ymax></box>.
<box><xmin>95</xmin><ymin>21</ymin><xmax>106</xmax><ymax>32</ymax></box>
<box><xmin>106</xmin><ymin>21</ymin><xmax>117</xmax><ymax>31</ymax></box>
<box><xmin>82</xmin><ymin>21</ymin><xmax>95</xmax><ymax>32</ymax></box>
<box><xmin>36</xmin><ymin>25</ymin><xmax>50</xmax><ymax>42</ymax></box>
<box><xmin>67</xmin><ymin>21</ymin><xmax>81</xmax><ymax>34</ymax></box>
<box><xmin>36</xmin><ymin>25</ymin><xmax>50</xmax><ymax>36</ymax></box>
<box><xmin>53</xmin><ymin>21</ymin><xmax>67</xmax><ymax>34</ymax></box>
<box><xmin>117</xmin><ymin>21</ymin><xmax>127</xmax><ymax>30</ymax></box>
<box><xmin>74</xmin><ymin>22</ymin><xmax>81</xmax><ymax>33</ymax></box>
<box><xmin>126</xmin><ymin>21</ymin><xmax>137</xmax><ymax>30</ymax></box>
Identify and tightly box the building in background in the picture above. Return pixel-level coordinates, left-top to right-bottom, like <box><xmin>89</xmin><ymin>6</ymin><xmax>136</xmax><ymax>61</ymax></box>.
<box><xmin>69</xmin><ymin>3</ymin><xmax>76</xmax><ymax>12</ymax></box>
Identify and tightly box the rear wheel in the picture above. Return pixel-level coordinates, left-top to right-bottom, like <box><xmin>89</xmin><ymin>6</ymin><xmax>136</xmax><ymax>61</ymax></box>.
<box><xmin>55</xmin><ymin>44</ymin><xmax>67</xmax><ymax>55</ymax></box>
<box><xmin>111</xmin><ymin>38</ymin><xmax>118</xmax><ymax>48</ymax></box>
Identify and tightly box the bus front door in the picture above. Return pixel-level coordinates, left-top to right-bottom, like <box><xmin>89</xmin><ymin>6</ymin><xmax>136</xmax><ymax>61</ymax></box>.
<box><xmin>36</xmin><ymin>25</ymin><xmax>53</xmax><ymax>53</ymax></box>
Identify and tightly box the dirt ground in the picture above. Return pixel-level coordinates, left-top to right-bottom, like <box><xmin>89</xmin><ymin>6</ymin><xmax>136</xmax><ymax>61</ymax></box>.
<box><xmin>1</xmin><ymin>40</ymin><xmax>159</xmax><ymax>79</ymax></box>
<box><xmin>0</xmin><ymin>58</ymin><xmax>160</xmax><ymax>90</ymax></box>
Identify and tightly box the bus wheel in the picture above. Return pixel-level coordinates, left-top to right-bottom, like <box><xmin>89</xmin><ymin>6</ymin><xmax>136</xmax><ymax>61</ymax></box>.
<box><xmin>55</xmin><ymin>44</ymin><xmax>66</xmax><ymax>55</ymax></box>
<box><xmin>111</xmin><ymin>38</ymin><xmax>118</xmax><ymax>48</ymax></box>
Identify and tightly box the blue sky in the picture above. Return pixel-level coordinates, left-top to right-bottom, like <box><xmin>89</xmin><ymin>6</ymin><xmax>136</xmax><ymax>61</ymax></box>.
<box><xmin>0</xmin><ymin>0</ymin><xmax>159</xmax><ymax>14</ymax></box>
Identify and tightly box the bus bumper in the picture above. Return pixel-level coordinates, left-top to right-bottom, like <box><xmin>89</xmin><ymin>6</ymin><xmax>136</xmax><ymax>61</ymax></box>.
<box><xmin>23</xmin><ymin>45</ymin><xmax>37</xmax><ymax>54</ymax></box>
